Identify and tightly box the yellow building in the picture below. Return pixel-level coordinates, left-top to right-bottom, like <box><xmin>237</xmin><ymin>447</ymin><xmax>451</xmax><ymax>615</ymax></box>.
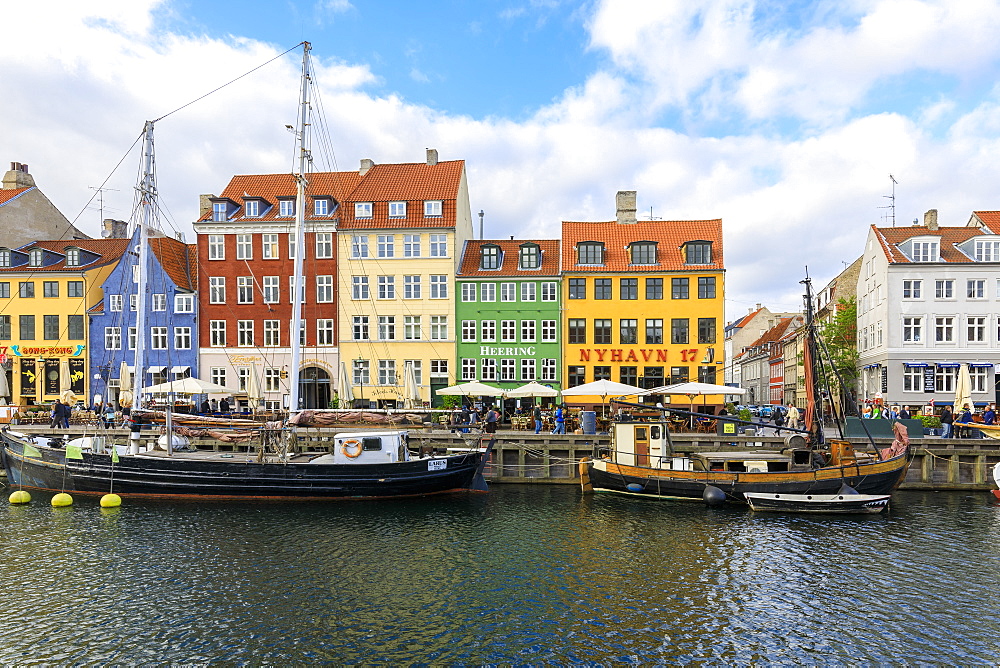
<box><xmin>0</xmin><ymin>239</ymin><xmax>128</xmax><ymax>407</ymax></box>
<box><xmin>561</xmin><ymin>191</ymin><xmax>725</xmax><ymax>408</ymax></box>
<box><xmin>336</xmin><ymin>151</ymin><xmax>473</xmax><ymax>407</ymax></box>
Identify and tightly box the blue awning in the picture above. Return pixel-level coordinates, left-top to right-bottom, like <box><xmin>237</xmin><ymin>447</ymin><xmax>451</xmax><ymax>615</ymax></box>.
<box><xmin>903</xmin><ymin>363</ymin><xmax>929</xmax><ymax>368</ymax></box>
<box><xmin>937</xmin><ymin>363</ymin><xmax>961</xmax><ymax>368</ymax></box>
<box><xmin>970</xmin><ymin>363</ymin><xmax>995</xmax><ymax>368</ymax></box>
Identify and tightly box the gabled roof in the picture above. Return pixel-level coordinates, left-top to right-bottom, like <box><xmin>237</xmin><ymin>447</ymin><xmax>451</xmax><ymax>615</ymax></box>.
<box><xmin>745</xmin><ymin>317</ymin><xmax>796</xmax><ymax>355</ymax></box>
<box><xmin>0</xmin><ymin>239</ymin><xmax>129</xmax><ymax>272</ymax></box>
<box><xmin>969</xmin><ymin>211</ymin><xmax>1000</xmax><ymax>234</ymax></box>
<box><xmin>871</xmin><ymin>224</ymin><xmax>982</xmax><ymax>264</ymax></box>
<box><xmin>561</xmin><ymin>219</ymin><xmax>724</xmax><ymax>272</ymax></box>
<box><xmin>198</xmin><ymin>172</ymin><xmax>364</xmax><ymax>223</ymax></box>
<box><xmin>348</xmin><ymin>160</ymin><xmax>464</xmax><ymax>202</ymax></box>
<box><xmin>458</xmin><ymin>239</ymin><xmax>560</xmax><ymax>277</ymax></box>
<box><xmin>726</xmin><ymin>308</ymin><xmax>763</xmax><ymax>334</ymax></box>
<box><xmin>0</xmin><ymin>187</ymin><xmax>31</xmax><ymax>206</ymax></box>
<box><xmin>149</xmin><ymin>236</ymin><xmax>198</xmax><ymax>291</ymax></box>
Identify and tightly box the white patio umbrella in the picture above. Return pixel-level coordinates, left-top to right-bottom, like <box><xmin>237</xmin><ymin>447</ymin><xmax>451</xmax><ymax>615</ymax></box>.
<box><xmin>435</xmin><ymin>380</ymin><xmax>506</xmax><ymax>397</ymax></box>
<box><xmin>505</xmin><ymin>381</ymin><xmax>559</xmax><ymax>398</ymax></box>
<box><xmin>338</xmin><ymin>361</ymin><xmax>354</xmax><ymax>404</ymax></box>
<box><xmin>141</xmin><ymin>376</ymin><xmax>238</xmax><ymax>395</ymax></box>
<box><xmin>118</xmin><ymin>361</ymin><xmax>133</xmax><ymax>408</ymax></box>
<box><xmin>246</xmin><ymin>369</ymin><xmax>263</xmax><ymax>410</ymax></box>
<box><xmin>0</xmin><ymin>366</ymin><xmax>10</xmax><ymax>403</ymax></box>
<box><xmin>642</xmin><ymin>381</ymin><xmax>747</xmax><ymax>427</ymax></box>
<box><xmin>955</xmin><ymin>364</ymin><xmax>973</xmax><ymax>412</ymax></box>
<box><xmin>60</xmin><ymin>359</ymin><xmax>76</xmax><ymax>404</ymax></box>
<box><xmin>560</xmin><ymin>379</ymin><xmax>643</xmax><ymax>416</ymax></box>
<box><xmin>403</xmin><ymin>362</ymin><xmax>421</xmax><ymax>408</ymax></box>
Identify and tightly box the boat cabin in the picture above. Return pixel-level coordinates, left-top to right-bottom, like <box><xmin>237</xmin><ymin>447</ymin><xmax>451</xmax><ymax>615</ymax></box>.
<box><xmin>314</xmin><ymin>431</ymin><xmax>413</xmax><ymax>465</ymax></box>
<box><xmin>610</xmin><ymin>421</ymin><xmax>815</xmax><ymax>472</ymax></box>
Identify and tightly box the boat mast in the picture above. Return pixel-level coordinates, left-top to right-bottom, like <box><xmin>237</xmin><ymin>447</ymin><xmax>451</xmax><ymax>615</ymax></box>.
<box><xmin>800</xmin><ymin>274</ymin><xmax>825</xmax><ymax>445</ymax></box>
<box><xmin>133</xmin><ymin>121</ymin><xmax>155</xmax><ymax>415</ymax></box>
<box><xmin>288</xmin><ymin>42</ymin><xmax>312</xmax><ymax>413</ymax></box>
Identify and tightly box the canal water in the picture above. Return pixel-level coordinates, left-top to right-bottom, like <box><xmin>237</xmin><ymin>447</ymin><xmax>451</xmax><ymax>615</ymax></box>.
<box><xmin>1</xmin><ymin>485</ymin><xmax>997</xmax><ymax>664</ymax></box>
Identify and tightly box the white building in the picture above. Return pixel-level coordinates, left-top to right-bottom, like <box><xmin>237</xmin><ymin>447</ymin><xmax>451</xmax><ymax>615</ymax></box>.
<box><xmin>856</xmin><ymin>209</ymin><xmax>1000</xmax><ymax>410</ymax></box>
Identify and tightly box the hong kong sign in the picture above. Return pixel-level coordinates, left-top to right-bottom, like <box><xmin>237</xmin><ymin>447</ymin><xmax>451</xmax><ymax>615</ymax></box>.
<box><xmin>10</xmin><ymin>344</ymin><xmax>86</xmax><ymax>357</ymax></box>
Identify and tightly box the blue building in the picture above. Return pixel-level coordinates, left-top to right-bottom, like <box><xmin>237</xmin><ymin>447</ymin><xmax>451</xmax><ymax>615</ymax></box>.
<box><xmin>88</xmin><ymin>228</ymin><xmax>199</xmax><ymax>406</ymax></box>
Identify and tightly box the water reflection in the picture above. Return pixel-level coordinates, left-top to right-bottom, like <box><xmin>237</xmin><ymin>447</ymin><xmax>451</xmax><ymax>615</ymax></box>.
<box><xmin>0</xmin><ymin>486</ymin><xmax>998</xmax><ymax>663</ymax></box>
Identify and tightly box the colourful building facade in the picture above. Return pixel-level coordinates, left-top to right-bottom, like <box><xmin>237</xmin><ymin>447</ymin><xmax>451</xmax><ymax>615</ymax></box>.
<box><xmin>0</xmin><ymin>239</ymin><xmax>127</xmax><ymax>407</ymax></box>
<box><xmin>561</xmin><ymin>191</ymin><xmax>725</xmax><ymax>407</ymax></box>
<box><xmin>456</xmin><ymin>239</ymin><xmax>562</xmax><ymax>398</ymax></box>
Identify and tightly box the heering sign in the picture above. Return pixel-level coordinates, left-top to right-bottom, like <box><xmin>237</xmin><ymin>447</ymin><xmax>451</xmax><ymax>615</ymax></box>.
<box><xmin>480</xmin><ymin>346</ymin><xmax>536</xmax><ymax>356</ymax></box>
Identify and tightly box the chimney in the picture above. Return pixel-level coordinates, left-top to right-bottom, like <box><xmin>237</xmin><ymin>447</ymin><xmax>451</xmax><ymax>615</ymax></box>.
<box><xmin>426</xmin><ymin>148</ymin><xmax>438</xmax><ymax>166</ymax></box>
<box><xmin>924</xmin><ymin>209</ymin><xmax>939</xmax><ymax>230</ymax></box>
<box><xmin>615</xmin><ymin>190</ymin><xmax>637</xmax><ymax>225</ymax></box>
<box><xmin>199</xmin><ymin>194</ymin><xmax>214</xmax><ymax>218</ymax></box>
<box><xmin>2</xmin><ymin>161</ymin><xmax>36</xmax><ymax>189</ymax></box>
<box><xmin>359</xmin><ymin>158</ymin><xmax>375</xmax><ymax>175</ymax></box>
<box><xmin>102</xmin><ymin>218</ymin><xmax>128</xmax><ymax>238</ymax></box>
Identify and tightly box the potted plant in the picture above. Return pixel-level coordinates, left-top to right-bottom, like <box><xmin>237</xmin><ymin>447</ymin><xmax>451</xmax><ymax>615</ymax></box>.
<box><xmin>916</xmin><ymin>414</ymin><xmax>941</xmax><ymax>436</ymax></box>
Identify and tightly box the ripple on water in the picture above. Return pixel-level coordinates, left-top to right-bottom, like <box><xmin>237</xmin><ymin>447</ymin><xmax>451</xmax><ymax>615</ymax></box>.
<box><xmin>1</xmin><ymin>487</ymin><xmax>999</xmax><ymax>663</ymax></box>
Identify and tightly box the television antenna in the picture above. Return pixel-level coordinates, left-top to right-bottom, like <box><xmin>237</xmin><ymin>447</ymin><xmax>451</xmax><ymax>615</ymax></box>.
<box><xmin>642</xmin><ymin>206</ymin><xmax>662</xmax><ymax>221</ymax></box>
<box><xmin>89</xmin><ymin>185</ymin><xmax>119</xmax><ymax>222</ymax></box>
<box><xmin>878</xmin><ymin>174</ymin><xmax>897</xmax><ymax>226</ymax></box>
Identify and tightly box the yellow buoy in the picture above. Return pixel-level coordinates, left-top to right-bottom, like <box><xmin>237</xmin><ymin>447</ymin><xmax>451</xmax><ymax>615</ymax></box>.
<box><xmin>100</xmin><ymin>493</ymin><xmax>122</xmax><ymax>508</ymax></box>
<box><xmin>51</xmin><ymin>492</ymin><xmax>74</xmax><ymax>507</ymax></box>
<box><xmin>9</xmin><ymin>490</ymin><xmax>31</xmax><ymax>504</ymax></box>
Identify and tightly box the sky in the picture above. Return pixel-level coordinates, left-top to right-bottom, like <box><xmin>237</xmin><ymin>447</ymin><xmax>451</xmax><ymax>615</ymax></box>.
<box><xmin>6</xmin><ymin>0</ymin><xmax>1000</xmax><ymax>322</ymax></box>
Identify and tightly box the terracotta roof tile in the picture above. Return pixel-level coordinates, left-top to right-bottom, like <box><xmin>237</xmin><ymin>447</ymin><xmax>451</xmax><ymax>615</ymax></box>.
<box><xmin>149</xmin><ymin>236</ymin><xmax>198</xmax><ymax>291</ymax></box>
<box><xmin>348</xmin><ymin>161</ymin><xmax>464</xmax><ymax>201</ymax></box>
<box><xmin>873</xmin><ymin>224</ymin><xmax>982</xmax><ymax>263</ymax></box>
<box><xmin>746</xmin><ymin>317</ymin><xmax>795</xmax><ymax>351</ymax></box>
<box><xmin>0</xmin><ymin>187</ymin><xmax>31</xmax><ymax>206</ymax></box>
<box><xmin>198</xmin><ymin>172</ymin><xmax>364</xmax><ymax>223</ymax></box>
<box><xmin>971</xmin><ymin>211</ymin><xmax>1000</xmax><ymax>234</ymax></box>
<box><xmin>560</xmin><ymin>219</ymin><xmax>724</xmax><ymax>272</ymax></box>
<box><xmin>458</xmin><ymin>239</ymin><xmax>561</xmax><ymax>277</ymax></box>
<box><xmin>0</xmin><ymin>239</ymin><xmax>130</xmax><ymax>272</ymax></box>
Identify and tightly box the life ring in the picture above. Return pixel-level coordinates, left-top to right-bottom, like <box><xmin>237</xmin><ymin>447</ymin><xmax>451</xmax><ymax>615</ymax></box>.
<box><xmin>341</xmin><ymin>439</ymin><xmax>362</xmax><ymax>458</ymax></box>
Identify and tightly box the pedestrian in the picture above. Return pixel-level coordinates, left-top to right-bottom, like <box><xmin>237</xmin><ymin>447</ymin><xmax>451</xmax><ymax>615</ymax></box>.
<box><xmin>48</xmin><ymin>402</ymin><xmax>61</xmax><ymax>429</ymax></box>
<box><xmin>200</xmin><ymin>399</ymin><xmax>210</xmax><ymax>414</ymax></box>
<box><xmin>940</xmin><ymin>405</ymin><xmax>954</xmax><ymax>438</ymax></box>
<box><xmin>955</xmin><ymin>403</ymin><xmax>974</xmax><ymax>439</ymax></box>
<box><xmin>485</xmin><ymin>405</ymin><xmax>499</xmax><ymax>434</ymax></box>
<box><xmin>60</xmin><ymin>401</ymin><xmax>71</xmax><ymax>428</ymax></box>
<box><xmin>984</xmin><ymin>403</ymin><xmax>996</xmax><ymax>426</ymax></box>
<box><xmin>468</xmin><ymin>406</ymin><xmax>479</xmax><ymax>428</ymax></box>
<box><xmin>785</xmin><ymin>402</ymin><xmax>800</xmax><ymax>430</ymax></box>
<box><xmin>533</xmin><ymin>404</ymin><xmax>542</xmax><ymax>434</ymax></box>
<box><xmin>886</xmin><ymin>405</ymin><xmax>899</xmax><ymax>421</ymax></box>
<box><xmin>898</xmin><ymin>406</ymin><xmax>911</xmax><ymax>420</ymax></box>
<box><xmin>552</xmin><ymin>406</ymin><xmax>566</xmax><ymax>434</ymax></box>
<box><xmin>772</xmin><ymin>405</ymin><xmax>784</xmax><ymax>435</ymax></box>
<box><xmin>210</xmin><ymin>398</ymin><xmax>219</xmax><ymax>412</ymax></box>
<box><xmin>862</xmin><ymin>405</ymin><xmax>873</xmax><ymax>419</ymax></box>
<box><xmin>219</xmin><ymin>396</ymin><xmax>230</xmax><ymax>413</ymax></box>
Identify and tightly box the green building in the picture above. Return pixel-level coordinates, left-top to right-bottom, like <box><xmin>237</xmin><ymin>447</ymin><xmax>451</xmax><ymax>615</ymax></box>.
<box><xmin>455</xmin><ymin>239</ymin><xmax>562</xmax><ymax>404</ymax></box>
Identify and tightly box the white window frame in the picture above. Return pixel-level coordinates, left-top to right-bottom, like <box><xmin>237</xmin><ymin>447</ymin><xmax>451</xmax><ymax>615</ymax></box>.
<box><xmin>262</xmin><ymin>233</ymin><xmax>279</xmax><ymax>259</ymax></box>
<box><xmin>378</xmin><ymin>315</ymin><xmax>395</xmax><ymax>341</ymax></box>
<box><xmin>263</xmin><ymin>276</ymin><xmax>279</xmax><ymax>304</ymax></box>
<box><xmin>236</xmin><ymin>234</ymin><xmax>253</xmax><ymax>260</ymax></box>
<box><xmin>520</xmin><ymin>358</ymin><xmax>536</xmax><ymax>381</ymax></box>
<box><xmin>430</xmin><ymin>275</ymin><xmax>448</xmax><ymax>299</ymax></box>
<box><xmin>388</xmin><ymin>201</ymin><xmax>407</xmax><ymax>218</ymax></box>
<box><xmin>150</xmin><ymin>326</ymin><xmax>168</xmax><ymax>350</ymax></box>
<box><xmin>461</xmin><ymin>283</ymin><xmax>476</xmax><ymax>302</ymax></box>
<box><xmin>352</xmin><ymin>235</ymin><xmax>369</xmax><ymax>259</ymax></box>
<box><xmin>237</xmin><ymin>276</ymin><xmax>254</xmax><ymax>304</ymax></box>
<box><xmin>263</xmin><ymin>320</ymin><xmax>280</xmax><ymax>347</ymax></box>
<box><xmin>317</xmin><ymin>318</ymin><xmax>335</xmax><ymax>345</ymax></box>
<box><xmin>481</xmin><ymin>283</ymin><xmax>496</xmax><ymax>302</ymax></box>
<box><xmin>105</xmin><ymin>327</ymin><xmax>121</xmax><ymax>350</ymax></box>
<box><xmin>902</xmin><ymin>279</ymin><xmax>921</xmax><ymax>299</ymax></box>
<box><xmin>520</xmin><ymin>282</ymin><xmax>536</xmax><ymax>302</ymax></box>
<box><xmin>967</xmin><ymin>279</ymin><xmax>986</xmax><ymax>299</ymax></box>
<box><xmin>404</xmin><ymin>275</ymin><xmax>421</xmax><ymax>299</ymax></box>
<box><xmin>521</xmin><ymin>320</ymin><xmax>536</xmax><ymax>342</ymax></box>
<box><xmin>501</xmin><ymin>320</ymin><xmax>516</xmax><ymax>342</ymax></box>
<box><xmin>501</xmin><ymin>283</ymin><xmax>516</xmax><ymax>302</ymax></box>
<box><xmin>353</xmin><ymin>316</ymin><xmax>370</xmax><ymax>341</ymax></box>
<box><xmin>352</xmin><ymin>276</ymin><xmax>369</xmax><ymax>300</ymax></box>
<box><xmin>541</xmin><ymin>320</ymin><xmax>557</xmax><ymax>342</ymax></box>
<box><xmin>174</xmin><ymin>326</ymin><xmax>191</xmax><ymax>350</ymax></box>
<box><xmin>315</xmin><ymin>233</ymin><xmax>333</xmax><ymax>259</ymax></box>
<box><xmin>378</xmin><ymin>275</ymin><xmax>395</xmax><ymax>300</ymax></box>
<box><xmin>238</xmin><ymin>320</ymin><xmax>254</xmax><ymax>347</ymax></box>
<box><xmin>462</xmin><ymin>358</ymin><xmax>476</xmax><ymax>381</ymax></box>
<box><xmin>404</xmin><ymin>315</ymin><xmax>422</xmax><ymax>340</ymax></box>
<box><xmin>481</xmin><ymin>320</ymin><xmax>496</xmax><ymax>342</ymax></box>
<box><xmin>430</xmin><ymin>315</ymin><xmax>447</xmax><ymax>341</ymax></box>
<box><xmin>378</xmin><ymin>235</ymin><xmax>395</xmax><ymax>258</ymax></box>
<box><xmin>404</xmin><ymin>234</ymin><xmax>421</xmax><ymax>257</ymax></box>
<box><xmin>355</xmin><ymin>202</ymin><xmax>373</xmax><ymax>219</ymax></box>
<box><xmin>209</xmin><ymin>277</ymin><xmax>225</xmax><ymax>304</ymax></box>
<box><xmin>429</xmin><ymin>234</ymin><xmax>447</xmax><ymax>257</ymax></box>
<box><xmin>152</xmin><ymin>293</ymin><xmax>166</xmax><ymax>311</ymax></box>
<box><xmin>174</xmin><ymin>294</ymin><xmax>193</xmax><ymax>313</ymax></box>
<box><xmin>109</xmin><ymin>294</ymin><xmax>123</xmax><ymax>312</ymax></box>
<box><xmin>424</xmin><ymin>200</ymin><xmax>443</xmax><ymax>217</ymax></box>
<box><xmin>541</xmin><ymin>282</ymin><xmax>557</xmax><ymax>301</ymax></box>
<box><xmin>462</xmin><ymin>320</ymin><xmax>477</xmax><ymax>342</ymax></box>
<box><xmin>210</xmin><ymin>320</ymin><xmax>226</xmax><ymax>347</ymax></box>
<box><xmin>316</xmin><ymin>275</ymin><xmax>334</xmax><ymax>303</ymax></box>
<box><xmin>279</xmin><ymin>199</ymin><xmax>295</xmax><ymax>217</ymax></box>
<box><xmin>481</xmin><ymin>358</ymin><xmax>497</xmax><ymax>381</ymax></box>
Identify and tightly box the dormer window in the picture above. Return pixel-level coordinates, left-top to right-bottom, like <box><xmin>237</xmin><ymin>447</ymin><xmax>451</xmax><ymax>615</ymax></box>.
<box><xmin>244</xmin><ymin>199</ymin><xmax>260</xmax><ymax>217</ymax></box>
<box><xmin>389</xmin><ymin>201</ymin><xmax>407</xmax><ymax>218</ymax></box>
<box><xmin>911</xmin><ymin>240</ymin><xmax>939</xmax><ymax>262</ymax></box>
<box><xmin>0</xmin><ymin>249</ymin><xmax>9</xmax><ymax>267</ymax></box>
<box><xmin>577</xmin><ymin>242</ymin><xmax>605</xmax><ymax>266</ymax></box>
<box><xmin>975</xmin><ymin>240</ymin><xmax>1000</xmax><ymax>261</ymax></box>
<box><xmin>424</xmin><ymin>200</ymin><xmax>443</xmax><ymax>217</ymax></box>
<box><xmin>28</xmin><ymin>249</ymin><xmax>43</xmax><ymax>267</ymax></box>
<box><xmin>314</xmin><ymin>199</ymin><xmax>331</xmax><ymax>216</ymax></box>
<box><xmin>519</xmin><ymin>244</ymin><xmax>540</xmax><ymax>269</ymax></box>
<box><xmin>278</xmin><ymin>199</ymin><xmax>295</xmax><ymax>217</ymax></box>
<box><xmin>212</xmin><ymin>202</ymin><xmax>228</xmax><ymax>222</ymax></box>
<box><xmin>684</xmin><ymin>241</ymin><xmax>712</xmax><ymax>265</ymax></box>
<box><xmin>65</xmin><ymin>248</ymin><xmax>80</xmax><ymax>267</ymax></box>
<box><xmin>355</xmin><ymin>202</ymin><xmax>373</xmax><ymax>219</ymax></box>
<box><xmin>480</xmin><ymin>244</ymin><xmax>501</xmax><ymax>270</ymax></box>
<box><xmin>629</xmin><ymin>241</ymin><xmax>657</xmax><ymax>265</ymax></box>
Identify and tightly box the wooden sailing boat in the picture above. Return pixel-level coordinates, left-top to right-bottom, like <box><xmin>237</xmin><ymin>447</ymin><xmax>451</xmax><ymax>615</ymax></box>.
<box><xmin>579</xmin><ymin>275</ymin><xmax>912</xmax><ymax>508</ymax></box>
<box><xmin>2</xmin><ymin>42</ymin><xmax>494</xmax><ymax>500</ymax></box>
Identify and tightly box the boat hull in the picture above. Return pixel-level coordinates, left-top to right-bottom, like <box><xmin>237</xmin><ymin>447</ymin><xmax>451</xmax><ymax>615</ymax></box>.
<box><xmin>744</xmin><ymin>492</ymin><xmax>890</xmax><ymax>514</ymax></box>
<box><xmin>582</xmin><ymin>452</ymin><xmax>911</xmax><ymax>503</ymax></box>
<box><xmin>2</xmin><ymin>433</ymin><xmax>488</xmax><ymax>501</ymax></box>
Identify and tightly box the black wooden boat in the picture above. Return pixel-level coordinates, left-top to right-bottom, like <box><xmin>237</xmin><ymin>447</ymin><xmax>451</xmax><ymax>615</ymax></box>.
<box><xmin>2</xmin><ymin>428</ymin><xmax>494</xmax><ymax>500</ymax></box>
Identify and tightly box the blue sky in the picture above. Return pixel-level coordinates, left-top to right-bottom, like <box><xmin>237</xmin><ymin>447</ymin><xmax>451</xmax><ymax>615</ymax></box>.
<box><xmin>6</xmin><ymin>0</ymin><xmax>1000</xmax><ymax>317</ymax></box>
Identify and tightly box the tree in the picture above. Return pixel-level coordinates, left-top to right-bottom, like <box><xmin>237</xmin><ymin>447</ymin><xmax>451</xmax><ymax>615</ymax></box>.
<box><xmin>817</xmin><ymin>296</ymin><xmax>858</xmax><ymax>413</ymax></box>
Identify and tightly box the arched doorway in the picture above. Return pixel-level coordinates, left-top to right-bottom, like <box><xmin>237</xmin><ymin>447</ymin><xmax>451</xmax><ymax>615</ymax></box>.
<box><xmin>299</xmin><ymin>366</ymin><xmax>331</xmax><ymax>409</ymax></box>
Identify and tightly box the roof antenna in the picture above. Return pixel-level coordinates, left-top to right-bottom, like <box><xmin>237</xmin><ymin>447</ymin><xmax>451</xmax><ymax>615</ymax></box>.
<box><xmin>88</xmin><ymin>185</ymin><xmax>118</xmax><ymax>225</ymax></box>
<box><xmin>878</xmin><ymin>174</ymin><xmax>897</xmax><ymax>226</ymax></box>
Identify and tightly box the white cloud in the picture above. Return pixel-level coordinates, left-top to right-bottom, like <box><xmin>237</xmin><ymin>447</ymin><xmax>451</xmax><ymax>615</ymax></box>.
<box><xmin>5</xmin><ymin>0</ymin><xmax>1000</xmax><ymax>321</ymax></box>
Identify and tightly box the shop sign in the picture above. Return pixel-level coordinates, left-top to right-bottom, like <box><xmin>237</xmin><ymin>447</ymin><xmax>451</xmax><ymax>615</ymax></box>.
<box><xmin>10</xmin><ymin>344</ymin><xmax>86</xmax><ymax>357</ymax></box>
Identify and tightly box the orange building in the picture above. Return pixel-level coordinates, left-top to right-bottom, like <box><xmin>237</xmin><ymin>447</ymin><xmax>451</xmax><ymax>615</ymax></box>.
<box><xmin>561</xmin><ymin>191</ymin><xmax>725</xmax><ymax>407</ymax></box>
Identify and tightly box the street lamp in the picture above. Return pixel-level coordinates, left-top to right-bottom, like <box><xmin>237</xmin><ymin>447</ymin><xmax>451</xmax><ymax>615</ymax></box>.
<box><xmin>356</xmin><ymin>356</ymin><xmax>364</xmax><ymax>410</ymax></box>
